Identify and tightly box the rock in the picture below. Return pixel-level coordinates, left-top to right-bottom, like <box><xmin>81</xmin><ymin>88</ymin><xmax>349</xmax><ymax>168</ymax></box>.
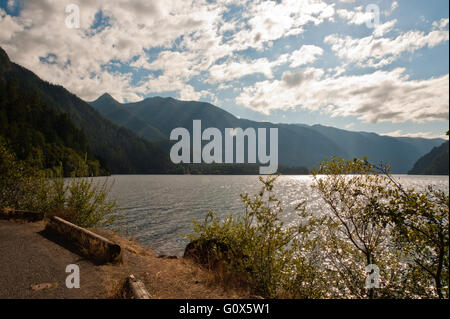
<box><xmin>31</xmin><ymin>282</ymin><xmax>58</xmax><ymax>291</ymax></box>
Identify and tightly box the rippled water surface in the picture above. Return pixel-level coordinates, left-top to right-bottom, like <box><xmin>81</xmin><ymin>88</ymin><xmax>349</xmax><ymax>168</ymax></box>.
<box><xmin>100</xmin><ymin>175</ymin><xmax>449</xmax><ymax>256</ymax></box>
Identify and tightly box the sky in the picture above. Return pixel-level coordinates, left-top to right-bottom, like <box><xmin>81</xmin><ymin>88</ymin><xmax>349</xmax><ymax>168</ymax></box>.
<box><xmin>0</xmin><ymin>0</ymin><xmax>448</xmax><ymax>139</ymax></box>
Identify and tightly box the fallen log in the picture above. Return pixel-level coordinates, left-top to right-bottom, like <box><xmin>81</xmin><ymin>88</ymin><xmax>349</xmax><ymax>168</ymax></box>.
<box><xmin>44</xmin><ymin>216</ymin><xmax>122</xmax><ymax>264</ymax></box>
<box><xmin>125</xmin><ymin>274</ymin><xmax>151</xmax><ymax>299</ymax></box>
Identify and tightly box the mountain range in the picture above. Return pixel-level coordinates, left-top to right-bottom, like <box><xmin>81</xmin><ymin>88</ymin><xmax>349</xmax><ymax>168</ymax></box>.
<box><xmin>1</xmin><ymin>46</ymin><xmax>445</xmax><ymax>175</ymax></box>
<box><xmin>89</xmin><ymin>93</ymin><xmax>445</xmax><ymax>173</ymax></box>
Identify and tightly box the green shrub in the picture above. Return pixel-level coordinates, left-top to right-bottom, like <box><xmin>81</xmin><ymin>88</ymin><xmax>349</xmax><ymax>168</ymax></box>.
<box><xmin>310</xmin><ymin>157</ymin><xmax>406</xmax><ymax>298</ymax></box>
<box><xmin>60</xmin><ymin>175</ymin><xmax>118</xmax><ymax>228</ymax></box>
<box><xmin>0</xmin><ymin>138</ymin><xmax>118</xmax><ymax>228</ymax></box>
<box><xmin>380</xmin><ymin>173</ymin><xmax>449</xmax><ymax>298</ymax></box>
<box><xmin>188</xmin><ymin>175</ymin><xmax>305</xmax><ymax>298</ymax></box>
<box><xmin>310</xmin><ymin>157</ymin><xmax>448</xmax><ymax>298</ymax></box>
<box><xmin>0</xmin><ymin>136</ymin><xmax>52</xmax><ymax>212</ymax></box>
<box><xmin>189</xmin><ymin>157</ymin><xmax>448</xmax><ymax>299</ymax></box>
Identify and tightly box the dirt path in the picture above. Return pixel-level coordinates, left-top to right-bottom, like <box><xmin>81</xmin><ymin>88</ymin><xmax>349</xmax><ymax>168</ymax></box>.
<box><xmin>0</xmin><ymin>220</ymin><xmax>247</xmax><ymax>299</ymax></box>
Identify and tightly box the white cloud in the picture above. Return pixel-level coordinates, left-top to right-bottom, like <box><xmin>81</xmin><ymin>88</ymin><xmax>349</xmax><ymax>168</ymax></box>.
<box><xmin>337</xmin><ymin>6</ymin><xmax>375</xmax><ymax>26</ymax></box>
<box><xmin>373</xmin><ymin>19</ymin><xmax>397</xmax><ymax>37</ymax></box>
<box><xmin>206</xmin><ymin>44</ymin><xmax>323</xmax><ymax>83</ymax></box>
<box><xmin>384</xmin><ymin>1</ymin><xmax>399</xmax><ymax>16</ymax></box>
<box><xmin>208</xmin><ymin>57</ymin><xmax>281</xmax><ymax>83</ymax></box>
<box><xmin>0</xmin><ymin>0</ymin><xmax>228</xmax><ymax>102</ymax></box>
<box><xmin>325</xmin><ymin>25</ymin><xmax>449</xmax><ymax>68</ymax></box>
<box><xmin>281</xmin><ymin>67</ymin><xmax>324</xmax><ymax>88</ymax></box>
<box><xmin>0</xmin><ymin>9</ymin><xmax>24</xmax><ymax>42</ymax></box>
<box><xmin>337</xmin><ymin>4</ymin><xmax>398</xmax><ymax>37</ymax></box>
<box><xmin>0</xmin><ymin>0</ymin><xmax>336</xmax><ymax>102</ymax></box>
<box><xmin>143</xmin><ymin>50</ymin><xmax>203</xmax><ymax>81</ymax></box>
<box><xmin>345</xmin><ymin>123</ymin><xmax>355</xmax><ymax>129</ymax></box>
<box><xmin>0</xmin><ymin>0</ymin><xmax>447</xmax><ymax>135</ymax></box>
<box><xmin>433</xmin><ymin>18</ymin><xmax>449</xmax><ymax>30</ymax></box>
<box><xmin>236</xmin><ymin>68</ymin><xmax>449</xmax><ymax>124</ymax></box>
<box><xmin>289</xmin><ymin>45</ymin><xmax>324</xmax><ymax>67</ymax></box>
<box><xmin>381</xmin><ymin>130</ymin><xmax>447</xmax><ymax>139</ymax></box>
<box><xmin>391</xmin><ymin>1</ymin><xmax>399</xmax><ymax>11</ymax></box>
<box><xmin>228</xmin><ymin>0</ymin><xmax>335</xmax><ymax>51</ymax></box>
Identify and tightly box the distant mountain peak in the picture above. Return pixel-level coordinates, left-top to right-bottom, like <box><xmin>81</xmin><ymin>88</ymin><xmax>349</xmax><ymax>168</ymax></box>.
<box><xmin>92</xmin><ymin>92</ymin><xmax>120</xmax><ymax>104</ymax></box>
<box><xmin>97</xmin><ymin>92</ymin><xmax>118</xmax><ymax>102</ymax></box>
<box><xmin>100</xmin><ymin>92</ymin><xmax>112</xmax><ymax>98</ymax></box>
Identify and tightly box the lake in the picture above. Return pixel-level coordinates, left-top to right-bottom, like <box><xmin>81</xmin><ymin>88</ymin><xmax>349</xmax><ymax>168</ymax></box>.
<box><xmin>101</xmin><ymin>175</ymin><xmax>449</xmax><ymax>256</ymax></box>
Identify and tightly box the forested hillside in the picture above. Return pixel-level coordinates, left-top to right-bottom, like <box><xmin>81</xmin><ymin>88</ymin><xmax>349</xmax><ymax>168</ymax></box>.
<box><xmin>0</xmin><ymin>47</ymin><xmax>172</xmax><ymax>174</ymax></box>
<box><xmin>409</xmin><ymin>140</ymin><xmax>449</xmax><ymax>175</ymax></box>
<box><xmin>0</xmin><ymin>78</ymin><xmax>105</xmax><ymax>176</ymax></box>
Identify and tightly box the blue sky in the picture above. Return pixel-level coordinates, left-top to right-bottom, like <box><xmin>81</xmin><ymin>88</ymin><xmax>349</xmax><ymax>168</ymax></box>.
<box><xmin>0</xmin><ymin>0</ymin><xmax>448</xmax><ymax>139</ymax></box>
